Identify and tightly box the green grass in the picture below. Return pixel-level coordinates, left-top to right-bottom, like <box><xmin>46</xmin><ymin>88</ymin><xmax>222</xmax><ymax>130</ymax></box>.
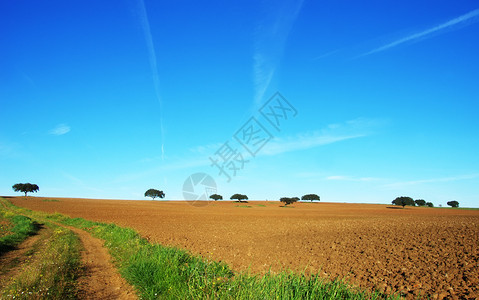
<box><xmin>0</xmin><ymin>201</ymin><xmax>82</xmax><ymax>299</ymax></box>
<box><xmin>42</xmin><ymin>199</ymin><xmax>60</xmax><ymax>202</ymax></box>
<box><xmin>0</xmin><ymin>210</ymin><xmax>37</xmax><ymax>254</ymax></box>
<box><xmin>2</xmin><ymin>198</ymin><xmax>399</xmax><ymax>300</ymax></box>
<box><xmin>1</xmin><ymin>226</ymin><xmax>81</xmax><ymax>299</ymax></box>
<box><xmin>235</xmin><ymin>205</ymin><xmax>252</xmax><ymax>208</ymax></box>
<box><xmin>256</xmin><ymin>204</ymin><xmax>267</xmax><ymax>207</ymax></box>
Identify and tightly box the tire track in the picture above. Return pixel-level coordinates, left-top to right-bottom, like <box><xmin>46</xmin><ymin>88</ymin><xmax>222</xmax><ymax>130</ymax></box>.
<box><xmin>63</xmin><ymin>225</ymin><xmax>137</xmax><ymax>299</ymax></box>
<box><xmin>0</xmin><ymin>225</ymin><xmax>48</xmax><ymax>289</ymax></box>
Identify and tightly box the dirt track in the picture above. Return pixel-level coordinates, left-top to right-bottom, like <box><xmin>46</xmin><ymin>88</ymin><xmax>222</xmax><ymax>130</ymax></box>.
<box><xmin>0</xmin><ymin>226</ymin><xmax>47</xmax><ymax>288</ymax></box>
<box><xmin>10</xmin><ymin>197</ymin><xmax>479</xmax><ymax>299</ymax></box>
<box><xmin>67</xmin><ymin>225</ymin><xmax>137</xmax><ymax>299</ymax></box>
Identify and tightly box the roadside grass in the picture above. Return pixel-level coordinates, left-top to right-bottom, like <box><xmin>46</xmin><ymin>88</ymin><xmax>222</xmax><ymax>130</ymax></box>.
<box><xmin>0</xmin><ymin>210</ymin><xmax>37</xmax><ymax>254</ymax></box>
<box><xmin>2</xmin><ymin>198</ymin><xmax>399</xmax><ymax>300</ymax></box>
<box><xmin>0</xmin><ymin>201</ymin><xmax>81</xmax><ymax>299</ymax></box>
<box><xmin>1</xmin><ymin>226</ymin><xmax>81</xmax><ymax>299</ymax></box>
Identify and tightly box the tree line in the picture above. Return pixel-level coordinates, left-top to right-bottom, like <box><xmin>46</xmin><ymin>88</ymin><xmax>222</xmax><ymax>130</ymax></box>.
<box><xmin>10</xmin><ymin>183</ymin><xmax>461</xmax><ymax>209</ymax></box>
<box><xmin>392</xmin><ymin>196</ymin><xmax>459</xmax><ymax>208</ymax></box>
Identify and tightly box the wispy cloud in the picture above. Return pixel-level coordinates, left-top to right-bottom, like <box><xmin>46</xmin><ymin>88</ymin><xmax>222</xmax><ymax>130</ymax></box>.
<box><xmin>361</xmin><ymin>8</ymin><xmax>479</xmax><ymax>57</ymax></box>
<box><xmin>262</xmin><ymin>134</ymin><xmax>364</xmax><ymax>156</ymax></box>
<box><xmin>0</xmin><ymin>141</ymin><xmax>17</xmax><ymax>158</ymax></box>
<box><xmin>253</xmin><ymin>0</ymin><xmax>304</xmax><ymax>107</ymax></box>
<box><xmin>49</xmin><ymin>124</ymin><xmax>70</xmax><ymax>136</ymax></box>
<box><xmin>188</xmin><ymin>143</ymin><xmax>223</xmax><ymax>155</ymax></box>
<box><xmin>313</xmin><ymin>49</ymin><xmax>342</xmax><ymax>60</ymax></box>
<box><xmin>137</xmin><ymin>0</ymin><xmax>165</xmax><ymax>161</ymax></box>
<box><xmin>260</xmin><ymin>117</ymin><xmax>383</xmax><ymax>156</ymax></box>
<box><xmin>116</xmin><ymin>117</ymin><xmax>383</xmax><ymax>183</ymax></box>
<box><xmin>326</xmin><ymin>175</ymin><xmax>381</xmax><ymax>182</ymax></box>
<box><xmin>61</xmin><ymin>171</ymin><xmax>104</xmax><ymax>193</ymax></box>
<box><xmin>384</xmin><ymin>174</ymin><xmax>479</xmax><ymax>188</ymax></box>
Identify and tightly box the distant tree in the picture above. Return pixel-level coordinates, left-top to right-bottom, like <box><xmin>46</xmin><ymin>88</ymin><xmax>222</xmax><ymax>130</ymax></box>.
<box><xmin>447</xmin><ymin>201</ymin><xmax>459</xmax><ymax>208</ymax></box>
<box><xmin>12</xmin><ymin>183</ymin><xmax>39</xmax><ymax>198</ymax></box>
<box><xmin>209</xmin><ymin>194</ymin><xmax>223</xmax><ymax>201</ymax></box>
<box><xmin>280</xmin><ymin>197</ymin><xmax>299</xmax><ymax>206</ymax></box>
<box><xmin>230</xmin><ymin>194</ymin><xmax>248</xmax><ymax>202</ymax></box>
<box><xmin>414</xmin><ymin>199</ymin><xmax>426</xmax><ymax>206</ymax></box>
<box><xmin>301</xmin><ymin>194</ymin><xmax>320</xmax><ymax>202</ymax></box>
<box><xmin>144</xmin><ymin>189</ymin><xmax>165</xmax><ymax>200</ymax></box>
<box><xmin>426</xmin><ymin>202</ymin><xmax>434</xmax><ymax>208</ymax></box>
<box><xmin>392</xmin><ymin>196</ymin><xmax>415</xmax><ymax>208</ymax></box>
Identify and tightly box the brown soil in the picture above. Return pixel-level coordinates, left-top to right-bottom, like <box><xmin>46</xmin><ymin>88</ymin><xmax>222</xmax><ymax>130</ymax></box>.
<box><xmin>10</xmin><ymin>197</ymin><xmax>479</xmax><ymax>299</ymax></box>
<box><xmin>66</xmin><ymin>225</ymin><xmax>137</xmax><ymax>299</ymax></box>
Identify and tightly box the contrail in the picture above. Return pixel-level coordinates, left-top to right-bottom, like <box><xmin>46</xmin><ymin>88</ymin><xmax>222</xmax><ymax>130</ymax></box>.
<box><xmin>137</xmin><ymin>0</ymin><xmax>165</xmax><ymax>160</ymax></box>
<box><xmin>361</xmin><ymin>8</ymin><xmax>479</xmax><ymax>57</ymax></box>
<box><xmin>253</xmin><ymin>0</ymin><xmax>304</xmax><ymax>108</ymax></box>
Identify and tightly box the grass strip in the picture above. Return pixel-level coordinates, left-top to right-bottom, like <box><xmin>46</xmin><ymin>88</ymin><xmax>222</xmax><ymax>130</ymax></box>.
<box><xmin>0</xmin><ymin>210</ymin><xmax>37</xmax><ymax>254</ymax></box>
<box><xmin>1</xmin><ymin>225</ymin><xmax>81</xmax><ymax>299</ymax></box>
<box><xmin>2</xmin><ymin>198</ymin><xmax>398</xmax><ymax>299</ymax></box>
<box><xmin>0</xmin><ymin>202</ymin><xmax>82</xmax><ymax>299</ymax></box>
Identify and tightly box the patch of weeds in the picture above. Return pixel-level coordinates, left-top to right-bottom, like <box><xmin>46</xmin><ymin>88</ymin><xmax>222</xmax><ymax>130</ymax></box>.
<box><xmin>42</xmin><ymin>199</ymin><xmax>60</xmax><ymax>202</ymax></box>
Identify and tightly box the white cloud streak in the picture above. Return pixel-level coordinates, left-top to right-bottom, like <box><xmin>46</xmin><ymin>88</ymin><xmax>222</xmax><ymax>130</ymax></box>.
<box><xmin>384</xmin><ymin>174</ymin><xmax>479</xmax><ymax>188</ymax></box>
<box><xmin>115</xmin><ymin>117</ymin><xmax>382</xmax><ymax>183</ymax></box>
<box><xmin>61</xmin><ymin>171</ymin><xmax>104</xmax><ymax>193</ymax></box>
<box><xmin>49</xmin><ymin>124</ymin><xmax>70</xmax><ymax>136</ymax></box>
<box><xmin>253</xmin><ymin>0</ymin><xmax>304</xmax><ymax>107</ymax></box>
<box><xmin>326</xmin><ymin>175</ymin><xmax>381</xmax><ymax>182</ymax></box>
<box><xmin>262</xmin><ymin>134</ymin><xmax>364</xmax><ymax>156</ymax></box>
<box><xmin>262</xmin><ymin>117</ymin><xmax>381</xmax><ymax>156</ymax></box>
<box><xmin>362</xmin><ymin>8</ymin><xmax>479</xmax><ymax>56</ymax></box>
<box><xmin>137</xmin><ymin>0</ymin><xmax>165</xmax><ymax>161</ymax></box>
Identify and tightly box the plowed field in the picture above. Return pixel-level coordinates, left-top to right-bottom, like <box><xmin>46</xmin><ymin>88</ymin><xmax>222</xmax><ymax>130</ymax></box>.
<box><xmin>10</xmin><ymin>197</ymin><xmax>479</xmax><ymax>299</ymax></box>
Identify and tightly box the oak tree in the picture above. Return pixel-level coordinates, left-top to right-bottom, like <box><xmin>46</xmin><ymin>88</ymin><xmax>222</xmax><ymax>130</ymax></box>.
<box><xmin>144</xmin><ymin>189</ymin><xmax>165</xmax><ymax>200</ymax></box>
<box><xmin>12</xmin><ymin>183</ymin><xmax>39</xmax><ymax>198</ymax></box>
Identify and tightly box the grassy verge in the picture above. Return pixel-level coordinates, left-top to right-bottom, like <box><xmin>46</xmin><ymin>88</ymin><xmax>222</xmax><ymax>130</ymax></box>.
<box><xmin>2</xmin><ymin>198</ymin><xmax>398</xmax><ymax>299</ymax></box>
<box><xmin>0</xmin><ymin>210</ymin><xmax>37</xmax><ymax>254</ymax></box>
<box><xmin>0</xmin><ymin>202</ymin><xmax>81</xmax><ymax>299</ymax></box>
<box><xmin>1</xmin><ymin>226</ymin><xmax>81</xmax><ymax>299</ymax></box>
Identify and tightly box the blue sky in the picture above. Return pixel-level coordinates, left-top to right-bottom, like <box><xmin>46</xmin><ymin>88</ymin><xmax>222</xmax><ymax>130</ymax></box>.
<box><xmin>1</xmin><ymin>0</ymin><xmax>478</xmax><ymax>207</ymax></box>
